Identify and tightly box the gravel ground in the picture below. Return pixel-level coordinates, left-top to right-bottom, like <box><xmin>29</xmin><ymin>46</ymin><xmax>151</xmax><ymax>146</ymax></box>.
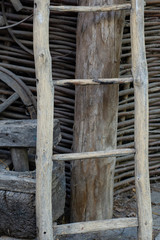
<box><xmin>112</xmin><ymin>182</ymin><xmax>160</xmax><ymax>240</ymax></box>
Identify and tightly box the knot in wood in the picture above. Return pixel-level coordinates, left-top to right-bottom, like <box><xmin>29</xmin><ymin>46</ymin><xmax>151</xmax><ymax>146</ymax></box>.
<box><xmin>38</xmin><ymin>50</ymin><xmax>49</xmax><ymax>64</ymax></box>
<box><xmin>39</xmin><ymin>51</ymin><xmax>45</xmax><ymax>58</ymax></box>
<box><xmin>134</xmin><ymin>77</ymin><xmax>144</xmax><ymax>87</ymax></box>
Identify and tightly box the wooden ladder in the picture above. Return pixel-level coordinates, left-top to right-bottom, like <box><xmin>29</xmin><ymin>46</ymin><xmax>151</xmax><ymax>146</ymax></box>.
<box><xmin>33</xmin><ymin>1</ymin><xmax>153</xmax><ymax>240</ymax></box>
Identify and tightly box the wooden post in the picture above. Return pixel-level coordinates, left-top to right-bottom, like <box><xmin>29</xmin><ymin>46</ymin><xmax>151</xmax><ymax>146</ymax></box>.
<box><xmin>11</xmin><ymin>148</ymin><xmax>29</xmax><ymax>172</ymax></box>
<box><xmin>33</xmin><ymin>1</ymin><xmax>54</xmax><ymax>239</ymax></box>
<box><xmin>71</xmin><ymin>0</ymin><xmax>125</xmax><ymax>222</ymax></box>
<box><xmin>131</xmin><ymin>0</ymin><xmax>153</xmax><ymax>239</ymax></box>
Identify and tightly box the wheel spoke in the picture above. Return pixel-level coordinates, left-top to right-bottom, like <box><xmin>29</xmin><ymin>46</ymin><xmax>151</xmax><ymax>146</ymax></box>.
<box><xmin>0</xmin><ymin>92</ymin><xmax>19</xmax><ymax>113</ymax></box>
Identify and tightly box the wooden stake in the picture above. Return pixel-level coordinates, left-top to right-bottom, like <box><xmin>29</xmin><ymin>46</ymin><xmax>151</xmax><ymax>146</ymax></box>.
<box><xmin>33</xmin><ymin>0</ymin><xmax>54</xmax><ymax>239</ymax></box>
<box><xmin>131</xmin><ymin>0</ymin><xmax>153</xmax><ymax>239</ymax></box>
<box><xmin>10</xmin><ymin>0</ymin><xmax>23</xmax><ymax>12</ymax></box>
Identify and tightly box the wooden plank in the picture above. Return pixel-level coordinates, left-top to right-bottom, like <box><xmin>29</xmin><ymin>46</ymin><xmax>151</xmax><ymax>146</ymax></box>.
<box><xmin>54</xmin><ymin>78</ymin><xmax>133</xmax><ymax>86</ymax></box>
<box><xmin>0</xmin><ymin>171</ymin><xmax>36</xmax><ymax>194</ymax></box>
<box><xmin>131</xmin><ymin>0</ymin><xmax>153</xmax><ymax>239</ymax></box>
<box><xmin>10</xmin><ymin>0</ymin><xmax>23</xmax><ymax>12</ymax></box>
<box><xmin>53</xmin><ymin>149</ymin><xmax>135</xmax><ymax>161</ymax></box>
<box><xmin>0</xmin><ymin>119</ymin><xmax>60</xmax><ymax>147</ymax></box>
<box><xmin>54</xmin><ymin>218</ymin><xmax>138</xmax><ymax>236</ymax></box>
<box><xmin>0</xmin><ymin>119</ymin><xmax>60</xmax><ymax>172</ymax></box>
<box><xmin>50</xmin><ymin>4</ymin><xmax>131</xmax><ymax>12</ymax></box>
<box><xmin>33</xmin><ymin>0</ymin><xmax>54</xmax><ymax>239</ymax></box>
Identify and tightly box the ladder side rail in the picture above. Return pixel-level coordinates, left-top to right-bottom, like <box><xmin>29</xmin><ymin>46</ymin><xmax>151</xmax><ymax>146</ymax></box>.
<box><xmin>131</xmin><ymin>0</ymin><xmax>152</xmax><ymax>239</ymax></box>
<box><xmin>33</xmin><ymin>1</ymin><xmax>54</xmax><ymax>239</ymax></box>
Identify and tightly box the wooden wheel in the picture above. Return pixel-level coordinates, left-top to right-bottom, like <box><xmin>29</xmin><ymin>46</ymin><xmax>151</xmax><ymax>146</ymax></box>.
<box><xmin>0</xmin><ymin>67</ymin><xmax>37</xmax><ymax>171</ymax></box>
<box><xmin>0</xmin><ymin>66</ymin><xmax>36</xmax><ymax>119</ymax></box>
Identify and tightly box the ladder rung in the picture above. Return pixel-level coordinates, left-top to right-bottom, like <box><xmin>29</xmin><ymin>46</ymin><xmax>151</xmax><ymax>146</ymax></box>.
<box><xmin>54</xmin><ymin>78</ymin><xmax>133</xmax><ymax>86</ymax></box>
<box><xmin>54</xmin><ymin>217</ymin><xmax>138</xmax><ymax>236</ymax></box>
<box><xmin>53</xmin><ymin>148</ymin><xmax>135</xmax><ymax>161</ymax></box>
<box><xmin>50</xmin><ymin>4</ymin><xmax>131</xmax><ymax>13</ymax></box>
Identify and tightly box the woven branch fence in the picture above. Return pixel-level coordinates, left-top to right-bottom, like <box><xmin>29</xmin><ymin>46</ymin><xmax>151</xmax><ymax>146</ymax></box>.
<box><xmin>0</xmin><ymin>0</ymin><xmax>159</xmax><ymax>203</ymax></box>
<box><xmin>0</xmin><ymin>0</ymin><xmax>77</xmax><ymax>205</ymax></box>
<box><xmin>116</xmin><ymin>0</ymin><xmax>160</xmax><ymax>194</ymax></box>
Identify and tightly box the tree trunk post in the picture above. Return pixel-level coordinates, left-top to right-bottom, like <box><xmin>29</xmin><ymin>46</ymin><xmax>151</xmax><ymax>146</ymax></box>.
<box><xmin>131</xmin><ymin>0</ymin><xmax>153</xmax><ymax>239</ymax></box>
<box><xmin>33</xmin><ymin>1</ymin><xmax>54</xmax><ymax>239</ymax></box>
<box><xmin>71</xmin><ymin>0</ymin><xmax>125</xmax><ymax>222</ymax></box>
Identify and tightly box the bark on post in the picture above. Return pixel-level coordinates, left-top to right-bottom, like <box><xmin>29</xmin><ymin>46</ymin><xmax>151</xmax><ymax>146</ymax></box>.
<box><xmin>131</xmin><ymin>0</ymin><xmax>152</xmax><ymax>239</ymax></box>
<box><xmin>71</xmin><ymin>0</ymin><xmax>125</xmax><ymax>222</ymax></box>
<box><xmin>33</xmin><ymin>1</ymin><xmax>54</xmax><ymax>239</ymax></box>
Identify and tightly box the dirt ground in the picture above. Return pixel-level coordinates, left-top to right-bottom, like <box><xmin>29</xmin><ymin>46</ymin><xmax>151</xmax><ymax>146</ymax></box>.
<box><xmin>113</xmin><ymin>182</ymin><xmax>160</xmax><ymax>239</ymax></box>
<box><xmin>1</xmin><ymin>181</ymin><xmax>160</xmax><ymax>240</ymax></box>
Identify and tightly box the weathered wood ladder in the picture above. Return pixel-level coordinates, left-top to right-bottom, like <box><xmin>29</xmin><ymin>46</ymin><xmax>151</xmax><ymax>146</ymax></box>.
<box><xmin>34</xmin><ymin>1</ymin><xmax>153</xmax><ymax>240</ymax></box>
